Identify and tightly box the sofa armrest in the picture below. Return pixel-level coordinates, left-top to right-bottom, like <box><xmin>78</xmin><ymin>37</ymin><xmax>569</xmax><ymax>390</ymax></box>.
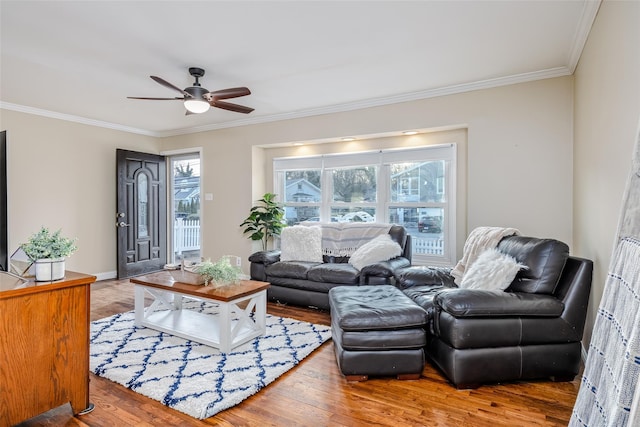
<box><xmin>433</xmin><ymin>289</ymin><xmax>564</xmax><ymax>318</ymax></box>
<box><xmin>395</xmin><ymin>266</ymin><xmax>456</xmax><ymax>289</ymax></box>
<box><xmin>359</xmin><ymin>256</ymin><xmax>411</xmax><ymax>285</ymax></box>
<box><xmin>248</xmin><ymin>250</ymin><xmax>281</xmax><ymax>266</ymax></box>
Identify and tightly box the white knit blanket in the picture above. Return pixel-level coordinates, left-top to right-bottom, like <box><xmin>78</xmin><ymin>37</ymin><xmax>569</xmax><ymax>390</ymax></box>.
<box><xmin>319</xmin><ymin>223</ymin><xmax>391</xmax><ymax>257</ymax></box>
<box><xmin>570</xmin><ymin>237</ymin><xmax>640</xmax><ymax>426</ymax></box>
<box><xmin>450</xmin><ymin>226</ymin><xmax>521</xmax><ymax>285</ymax></box>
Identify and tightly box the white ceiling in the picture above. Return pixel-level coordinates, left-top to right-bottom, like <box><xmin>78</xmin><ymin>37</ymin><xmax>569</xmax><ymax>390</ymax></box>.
<box><xmin>0</xmin><ymin>1</ymin><xmax>600</xmax><ymax>137</ymax></box>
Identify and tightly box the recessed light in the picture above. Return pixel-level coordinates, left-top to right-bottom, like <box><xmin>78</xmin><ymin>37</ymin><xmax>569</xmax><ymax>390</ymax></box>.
<box><xmin>341</xmin><ymin>137</ymin><xmax>355</xmax><ymax>142</ymax></box>
<box><xmin>402</xmin><ymin>131</ymin><xmax>418</xmax><ymax>136</ymax></box>
<box><xmin>293</xmin><ymin>142</ymin><xmax>304</xmax><ymax>146</ymax></box>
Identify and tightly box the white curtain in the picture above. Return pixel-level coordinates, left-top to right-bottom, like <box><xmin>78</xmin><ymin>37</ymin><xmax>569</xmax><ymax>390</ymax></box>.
<box><xmin>571</xmin><ymin>125</ymin><xmax>640</xmax><ymax>426</ymax></box>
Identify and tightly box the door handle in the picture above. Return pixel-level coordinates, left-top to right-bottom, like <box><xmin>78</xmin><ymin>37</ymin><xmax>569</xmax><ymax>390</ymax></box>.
<box><xmin>116</xmin><ymin>221</ymin><xmax>130</xmax><ymax>228</ymax></box>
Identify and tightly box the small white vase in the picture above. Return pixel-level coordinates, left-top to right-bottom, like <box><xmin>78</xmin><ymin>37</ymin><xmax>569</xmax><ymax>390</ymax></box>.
<box><xmin>34</xmin><ymin>258</ymin><xmax>65</xmax><ymax>281</ymax></box>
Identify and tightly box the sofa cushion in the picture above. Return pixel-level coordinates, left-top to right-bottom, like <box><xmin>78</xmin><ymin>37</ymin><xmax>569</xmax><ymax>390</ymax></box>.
<box><xmin>388</xmin><ymin>224</ymin><xmax>408</xmax><ymax>248</ymax></box>
<box><xmin>280</xmin><ymin>225</ymin><xmax>322</xmax><ymax>262</ymax></box>
<box><xmin>498</xmin><ymin>236</ymin><xmax>569</xmax><ymax>294</ymax></box>
<box><xmin>266</xmin><ymin>261</ymin><xmax>319</xmax><ymax>280</ymax></box>
<box><xmin>349</xmin><ymin>234</ymin><xmax>402</xmax><ymax>270</ymax></box>
<box><xmin>308</xmin><ymin>263</ymin><xmax>359</xmax><ymax>285</ymax></box>
<box><xmin>460</xmin><ymin>248</ymin><xmax>525</xmax><ymax>291</ymax></box>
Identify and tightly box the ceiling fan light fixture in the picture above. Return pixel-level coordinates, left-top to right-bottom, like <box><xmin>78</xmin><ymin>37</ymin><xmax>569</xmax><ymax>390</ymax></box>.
<box><xmin>184</xmin><ymin>98</ymin><xmax>210</xmax><ymax>114</ymax></box>
<box><xmin>129</xmin><ymin>68</ymin><xmax>252</xmax><ymax>115</ymax></box>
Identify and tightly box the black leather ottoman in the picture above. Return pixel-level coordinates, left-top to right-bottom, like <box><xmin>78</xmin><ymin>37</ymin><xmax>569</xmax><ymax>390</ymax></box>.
<box><xmin>328</xmin><ymin>285</ymin><xmax>428</xmax><ymax>381</ymax></box>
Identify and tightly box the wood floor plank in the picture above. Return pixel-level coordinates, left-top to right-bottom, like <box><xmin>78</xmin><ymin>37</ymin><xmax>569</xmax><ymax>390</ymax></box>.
<box><xmin>18</xmin><ymin>279</ymin><xmax>580</xmax><ymax>426</ymax></box>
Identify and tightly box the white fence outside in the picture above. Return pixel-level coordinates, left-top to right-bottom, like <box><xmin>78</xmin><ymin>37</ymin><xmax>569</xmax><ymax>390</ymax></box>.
<box><xmin>174</xmin><ymin>218</ymin><xmax>200</xmax><ymax>256</ymax></box>
<box><xmin>173</xmin><ymin>220</ymin><xmax>442</xmax><ymax>257</ymax></box>
<box><xmin>413</xmin><ymin>237</ymin><xmax>444</xmax><ymax>255</ymax></box>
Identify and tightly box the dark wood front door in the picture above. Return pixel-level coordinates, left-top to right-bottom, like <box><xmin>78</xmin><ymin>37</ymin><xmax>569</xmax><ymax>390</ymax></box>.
<box><xmin>116</xmin><ymin>149</ymin><xmax>167</xmax><ymax>278</ymax></box>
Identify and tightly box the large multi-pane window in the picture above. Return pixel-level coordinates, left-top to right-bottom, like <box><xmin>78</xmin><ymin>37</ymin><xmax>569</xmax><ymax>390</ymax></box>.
<box><xmin>274</xmin><ymin>144</ymin><xmax>457</xmax><ymax>266</ymax></box>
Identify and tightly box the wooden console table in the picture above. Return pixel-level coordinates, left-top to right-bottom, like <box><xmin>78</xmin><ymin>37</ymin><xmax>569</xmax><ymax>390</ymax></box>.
<box><xmin>0</xmin><ymin>271</ymin><xmax>96</xmax><ymax>426</ymax></box>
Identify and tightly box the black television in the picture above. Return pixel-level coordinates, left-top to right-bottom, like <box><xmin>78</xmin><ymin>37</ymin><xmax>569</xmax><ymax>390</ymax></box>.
<box><xmin>0</xmin><ymin>131</ymin><xmax>7</xmax><ymax>271</ymax></box>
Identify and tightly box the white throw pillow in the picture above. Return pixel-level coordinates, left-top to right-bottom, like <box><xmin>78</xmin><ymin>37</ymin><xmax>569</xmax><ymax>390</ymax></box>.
<box><xmin>460</xmin><ymin>248</ymin><xmax>525</xmax><ymax>291</ymax></box>
<box><xmin>279</xmin><ymin>225</ymin><xmax>323</xmax><ymax>262</ymax></box>
<box><xmin>349</xmin><ymin>234</ymin><xmax>402</xmax><ymax>271</ymax></box>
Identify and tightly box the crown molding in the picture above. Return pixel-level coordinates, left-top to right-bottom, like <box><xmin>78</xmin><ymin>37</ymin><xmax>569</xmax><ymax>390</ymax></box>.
<box><xmin>2</xmin><ymin>66</ymin><xmax>574</xmax><ymax>139</ymax></box>
<box><xmin>0</xmin><ymin>102</ymin><xmax>156</xmax><ymax>137</ymax></box>
<box><xmin>567</xmin><ymin>0</ymin><xmax>602</xmax><ymax>73</ymax></box>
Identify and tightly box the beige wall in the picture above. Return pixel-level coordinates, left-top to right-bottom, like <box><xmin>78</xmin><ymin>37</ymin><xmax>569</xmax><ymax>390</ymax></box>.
<box><xmin>161</xmin><ymin>76</ymin><xmax>575</xmax><ymax>274</ymax></box>
<box><xmin>0</xmin><ymin>109</ymin><xmax>158</xmax><ymax>278</ymax></box>
<box><xmin>573</xmin><ymin>0</ymin><xmax>640</xmax><ymax>345</ymax></box>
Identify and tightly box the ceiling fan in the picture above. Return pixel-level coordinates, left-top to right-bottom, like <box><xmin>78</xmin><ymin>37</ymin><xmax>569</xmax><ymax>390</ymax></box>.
<box><xmin>128</xmin><ymin>67</ymin><xmax>253</xmax><ymax>115</ymax></box>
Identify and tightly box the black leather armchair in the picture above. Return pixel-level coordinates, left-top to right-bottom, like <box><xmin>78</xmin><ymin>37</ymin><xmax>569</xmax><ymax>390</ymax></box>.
<box><xmin>398</xmin><ymin>236</ymin><xmax>593</xmax><ymax>388</ymax></box>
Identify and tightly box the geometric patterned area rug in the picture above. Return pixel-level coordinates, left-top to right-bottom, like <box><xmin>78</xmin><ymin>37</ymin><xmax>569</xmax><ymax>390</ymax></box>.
<box><xmin>90</xmin><ymin>300</ymin><xmax>332</xmax><ymax>420</ymax></box>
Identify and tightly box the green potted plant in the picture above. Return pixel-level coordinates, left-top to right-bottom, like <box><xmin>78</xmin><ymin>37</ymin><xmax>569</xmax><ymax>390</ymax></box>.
<box><xmin>195</xmin><ymin>256</ymin><xmax>242</xmax><ymax>286</ymax></box>
<box><xmin>240</xmin><ymin>192</ymin><xmax>286</xmax><ymax>251</ymax></box>
<box><xmin>20</xmin><ymin>226</ymin><xmax>77</xmax><ymax>281</ymax></box>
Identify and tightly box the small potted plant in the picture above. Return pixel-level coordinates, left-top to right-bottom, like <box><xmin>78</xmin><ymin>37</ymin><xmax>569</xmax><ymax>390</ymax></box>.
<box><xmin>195</xmin><ymin>256</ymin><xmax>242</xmax><ymax>286</ymax></box>
<box><xmin>20</xmin><ymin>226</ymin><xmax>77</xmax><ymax>281</ymax></box>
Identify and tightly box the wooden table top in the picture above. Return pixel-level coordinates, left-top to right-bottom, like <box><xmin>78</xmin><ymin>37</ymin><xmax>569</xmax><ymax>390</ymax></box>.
<box><xmin>130</xmin><ymin>271</ymin><xmax>270</xmax><ymax>302</ymax></box>
<box><xmin>0</xmin><ymin>271</ymin><xmax>97</xmax><ymax>298</ymax></box>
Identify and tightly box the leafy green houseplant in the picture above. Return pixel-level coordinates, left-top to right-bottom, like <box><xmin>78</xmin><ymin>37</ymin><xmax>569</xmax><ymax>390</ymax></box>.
<box><xmin>240</xmin><ymin>192</ymin><xmax>286</xmax><ymax>251</ymax></box>
<box><xmin>20</xmin><ymin>227</ymin><xmax>77</xmax><ymax>281</ymax></box>
<box><xmin>195</xmin><ymin>257</ymin><xmax>242</xmax><ymax>286</ymax></box>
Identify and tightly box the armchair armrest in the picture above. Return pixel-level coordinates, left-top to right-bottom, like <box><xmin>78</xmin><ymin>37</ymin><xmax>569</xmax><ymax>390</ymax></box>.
<box><xmin>395</xmin><ymin>266</ymin><xmax>456</xmax><ymax>289</ymax></box>
<box><xmin>359</xmin><ymin>256</ymin><xmax>411</xmax><ymax>285</ymax></box>
<box><xmin>248</xmin><ymin>250</ymin><xmax>281</xmax><ymax>266</ymax></box>
<box><xmin>434</xmin><ymin>289</ymin><xmax>564</xmax><ymax>318</ymax></box>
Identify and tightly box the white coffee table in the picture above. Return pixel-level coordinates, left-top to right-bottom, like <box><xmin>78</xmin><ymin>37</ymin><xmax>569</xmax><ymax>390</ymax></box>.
<box><xmin>131</xmin><ymin>271</ymin><xmax>270</xmax><ymax>353</ymax></box>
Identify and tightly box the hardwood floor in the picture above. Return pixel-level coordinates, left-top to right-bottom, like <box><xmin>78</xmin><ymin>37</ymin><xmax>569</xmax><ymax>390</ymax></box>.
<box><xmin>19</xmin><ymin>279</ymin><xmax>580</xmax><ymax>426</ymax></box>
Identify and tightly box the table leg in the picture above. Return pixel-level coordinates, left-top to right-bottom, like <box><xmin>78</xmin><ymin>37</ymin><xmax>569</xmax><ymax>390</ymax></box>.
<box><xmin>219</xmin><ymin>301</ymin><xmax>231</xmax><ymax>353</ymax></box>
<box><xmin>255</xmin><ymin>290</ymin><xmax>267</xmax><ymax>333</ymax></box>
<box><xmin>134</xmin><ymin>286</ymin><xmax>145</xmax><ymax>326</ymax></box>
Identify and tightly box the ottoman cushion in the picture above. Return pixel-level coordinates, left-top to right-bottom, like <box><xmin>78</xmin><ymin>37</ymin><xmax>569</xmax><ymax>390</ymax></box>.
<box><xmin>329</xmin><ymin>285</ymin><xmax>428</xmax><ymax>331</ymax></box>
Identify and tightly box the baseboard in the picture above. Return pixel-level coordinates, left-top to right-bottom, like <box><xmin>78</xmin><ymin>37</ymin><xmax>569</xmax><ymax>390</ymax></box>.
<box><xmin>93</xmin><ymin>270</ymin><xmax>117</xmax><ymax>281</ymax></box>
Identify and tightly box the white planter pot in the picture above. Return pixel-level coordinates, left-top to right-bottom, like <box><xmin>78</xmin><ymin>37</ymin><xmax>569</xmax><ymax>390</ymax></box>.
<box><xmin>34</xmin><ymin>258</ymin><xmax>65</xmax><ymax>281</ymax></box>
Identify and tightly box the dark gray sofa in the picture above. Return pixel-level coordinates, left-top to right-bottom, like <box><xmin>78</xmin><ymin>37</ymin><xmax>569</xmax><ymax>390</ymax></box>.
<box><xmin>249</xmin><ymin>224</ymin><xmax>412</xmax><ymax>310</ymax></box>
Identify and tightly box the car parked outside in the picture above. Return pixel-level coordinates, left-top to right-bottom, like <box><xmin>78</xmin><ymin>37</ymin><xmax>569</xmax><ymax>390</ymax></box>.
<box><xmin>418</xmin><ymin>216</ymin><xmax>442</xmax><ymax>233</ymax></box>
<box><xmin>340</xmin><ymin>211</ymin><xmax>375</xmax><ymax>222</ymax></box>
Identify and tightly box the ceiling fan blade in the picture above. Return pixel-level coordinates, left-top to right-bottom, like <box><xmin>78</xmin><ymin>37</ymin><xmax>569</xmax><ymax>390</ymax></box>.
<box><xmin>211</xmin><ymin>99</ymin><xmax>254</xmax><ymax>114</ymax></box>
<box><xmin>127</xmin><ymin>96</ymin><xmax>184</xmax><ymax>100</ymax></box>
<box><xmin>209</xmin><ymin>87</ymin><xmax>251</xmax><ymax>100</ymax></box>
<box><xmin>150</xmin><ymin>76</ymin><xmax>192</xmax><ymax>97</ymax></box>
